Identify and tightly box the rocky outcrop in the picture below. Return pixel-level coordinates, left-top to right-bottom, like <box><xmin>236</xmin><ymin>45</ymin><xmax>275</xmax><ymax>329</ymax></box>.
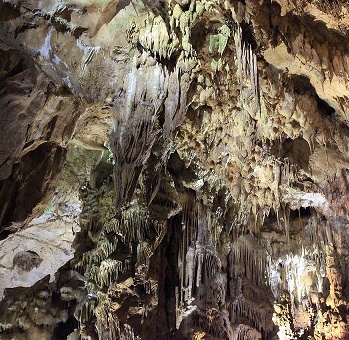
<box><xmin>1</xmin><ymin>0</ymin><xmax>349</xmax><ymax>339</ymax></box>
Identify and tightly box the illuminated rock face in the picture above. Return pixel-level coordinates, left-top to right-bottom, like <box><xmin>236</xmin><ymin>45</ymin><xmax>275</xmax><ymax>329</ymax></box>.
<box><xmin>1</xmin><ymin>0</ymin><xmax>349</xmax><ymax>339</ymax></box>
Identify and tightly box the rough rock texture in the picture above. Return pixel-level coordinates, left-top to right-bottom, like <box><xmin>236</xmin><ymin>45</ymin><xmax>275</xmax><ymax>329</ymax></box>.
<box><xmin>1</xmin><ymin>0</ymin><xmax>349</xmax><ymax>339</ymax></box>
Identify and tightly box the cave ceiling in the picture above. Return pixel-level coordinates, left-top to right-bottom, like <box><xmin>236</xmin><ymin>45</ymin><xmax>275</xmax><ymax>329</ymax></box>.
<box><xmin>1</xmin><ymin>0</ymin><xmax>349</xmax><ymax>339</ymax></box>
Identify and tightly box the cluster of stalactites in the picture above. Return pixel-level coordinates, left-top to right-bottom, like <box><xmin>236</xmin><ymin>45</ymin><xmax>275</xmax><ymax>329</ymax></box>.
<box><xmin>79</xmin><ymin>297</ymin><xmax>97</xmax><ymax>326</ymax></box>
<box><xmin>137</xmin><ymin>15</ymin><xmax>178</xmax><ymax>59</ymax></box>
<box><xmin>76</xmin><ymin>184</ymin><xmax>162</xmax><ymax>338</ymax></box>
<box><xmin>76</xmin><ymin>197</ymin><xmax>168</xmax><ymax>284</ymax></box>
<box><xmin>109</xmin><ymin>99</ymin><xmax>159</xmax><ymax>208</ymax></box>
<box><xmin>267</xmin><ymin>212</ymin><xmax>349</xmax><ymax>338</ymax></box>
<box><xmin>248</xmin><ymin>154</ymin><xmax>298</xmax><ymax>230</ymax></box>
<box><xmin>169</xmin><ymin>0</ymin><xmax>208</xmax><ymax>56</ymax></box>
<box><xmin>230</xmin><ymin>295</ymin><xmax>273</xmax><ymax>336</ymax></box>
<box><xmin>228</xmin><ymin>234</ymin><xmax>275</xmax><ymax>336</ymax></box>
<box><xmin>103</xmin><ymin>203</ymin><xmax>150</xmax><ymax>244</ymax></box>
<box><xmin>75</xmin><ymin>238</ymin><xmax>119</xmax><ymax>273</ymax></box>
<box><xmin>183</xmin><ymin>245</ymin><xmax>222</xmax><ymax>294</ymax></box>
<box><xmin>230</xmin><ymin>235</ymin><xmax>267</xmax><ymax>287</ymax></box>
<box><xmin>267</xmin><ymin>215</ymin><xmax>329</xmax><ymax>307</ymax></box>
<box><xmin>108</xmin><ymin>52</ymin><xmax>195</xmax><ymax>209</ymax></box>
<box><xmin>176</xmin><ymin>197</ymin><xmax>224</xmax><ymax>329</ymax></box>
<box><xmin>89</xmin><ymin>259</ymin><xmax>124</xmax><ymax>289</ymax></box>
<box><xmin>233</xmin><ymin>24</ymin><xmax>260</xmax><ymax>116</ymax></box>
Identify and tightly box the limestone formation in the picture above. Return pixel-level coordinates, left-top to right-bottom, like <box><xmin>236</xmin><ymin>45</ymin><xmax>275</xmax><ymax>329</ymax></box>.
<box><xmin>1</xmin><ymin>0</ymin><xmax>349</xmax><ymax>339</ymax></box>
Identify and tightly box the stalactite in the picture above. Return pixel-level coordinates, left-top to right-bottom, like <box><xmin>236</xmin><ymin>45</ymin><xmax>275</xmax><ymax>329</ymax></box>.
<box><xmin>103</xmin><ymin>203</ymin><xmax>149</xmax><ymax>243</ymax></box>
<box><xmin>110</xmin><ymin>109</ymin><xmax>156</xmax><ymax>207</ymax></box>
<box><xmin>176</xmin><ymin>199</ymin><xmax>226</xmax><ymax>331</ymax></box>
<box><xmin>137</xmin><ymin>241</ymin><xmax>153</xmax><ymax>270</ymax></box>
<box><xmin>138</xmin><ymin>15</ymin><xmax>177</xmax><ymax>60</ymax></box>
<box><xmin>230</xmin><ymin>297</ymin><xmax>273</xmax><ymax>335</ymax></box>
<box><xmin>280</xmin><ymin>158</ymin><xmax>297</xmax><ymax>187</ymax></box>
<box><xmin>308</xmin><ymin>214</ymin><xmax>328</xmax><ymax>250</ymax></box>
<box><xmin>233</xmin><ymin>24</ymin><xmax>260</xmax><ymax>115</ymax></box>
<box><xmin>152</xmin><ymin>221</ymin><xmax>167</xmax><ymax>252</ymax></box>
<box><xmin>78</xmin><ymin>186</ymin><xmax>99</xmax><ymax>234</ymax></box>
<box><xmin>108</xmin><ymin>51</ymin><xmax>195</xmax><ymax>211</ymax></box>
<box><xmin>177</xmin><ymin>193</ymin><xmax>197</xmax><ymax>313</ymax></box>
<box><xmin>184</xmin><ymin>246</ymin><xmax>195</xmax><ymax>297</ymax></box>
<box><xmin>181</xmin><ymin>193</ymin><xmax>198</xmax><ymax>250</ymax></box>
<box><xmin>204</xmin><ymin>248</ymin><xmax>221</xmax><ymax>279</ymax></box>
<box><xmin>98</xmin><ymin>259</ymin><xmax>123</xmax><ymax>288</ymax></box>
<box><xmin>103</xmin><ymin>217</ymin><xmax>121</xmax><ymax>234</ymax></box>
<box><xmin>234</xmin><ymin>25</ymin><xmax>243</xmax><ymax>86</ymax></box>
<box><xmin>79</xmin><ymin>298</ymin><xmax>97</xmax><ymax>324</ymax></box>
<box><xmin>110</xmin><ymin>91</ymin><xmax>160</xmax><ymax>208</ymax></box>
<box><xmin>94</xmin><ymin>239</ymin><xmax>119</xmax><ymax>264</ymax></box>
<box><xmin>283</xmin><ymin>204</ymin><xmax>290</xmax><ymax>246</ymax></box>
<box><xmin>230</xmin><ymin>235</ymin><xmax>267</xmax><ymax>287</ymax></box>
<box><xmin>88</xmin><ymin>259</ymin><xmax>123</xmax><ymax>288</ymax></box>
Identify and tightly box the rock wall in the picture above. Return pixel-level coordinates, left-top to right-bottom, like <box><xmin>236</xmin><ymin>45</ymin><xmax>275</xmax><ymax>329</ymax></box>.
<box><xmin>1</xmin><ymin>0</ymin><xmax>349</xmax><ymax>339</ymax></box>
